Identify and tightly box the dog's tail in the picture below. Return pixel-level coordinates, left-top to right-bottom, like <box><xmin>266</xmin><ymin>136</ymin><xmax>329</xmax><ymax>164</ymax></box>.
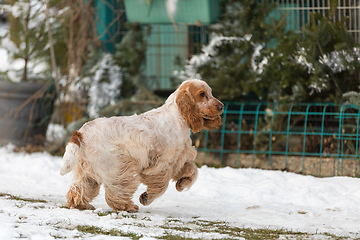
<box><xmin>60</xmin><ymin>130</ymin><xmax>83</xmax><ymax>175</ymax></box>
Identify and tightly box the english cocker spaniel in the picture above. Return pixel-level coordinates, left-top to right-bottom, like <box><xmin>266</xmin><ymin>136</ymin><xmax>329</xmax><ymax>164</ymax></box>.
<box><xmin>60</xmin><ymin>79</ymin><xmax>224</xmax><ymax>212</ymax></box>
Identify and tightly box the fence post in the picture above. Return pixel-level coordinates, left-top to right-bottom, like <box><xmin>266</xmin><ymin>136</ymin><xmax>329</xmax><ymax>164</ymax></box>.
<box><xmin>301</xmin><ymin>104</ymin><xmax>312</xmax><ymax>173</ymax></box>
<box><xmin>337</xmin><ymin>105</ymin><xmax>347</xmax><ymax>176</ymax></box>
<box><xmin>268</xmin><ymin>103</ymin><xmax>278</xmax><ymax>167</ymax></box>
<box><xmin>285</xmin><ymin>104</ymin><xmax>294</xmax><ymax>169</ymax></box>
<box><xmin>236</xmin><ymin>104</ymin><xmax>245</xmax><ymax>168</ymax></box>
<box><xmin>203</xmin><ymin>130</ymin><xmax>209</xmax><ymax>160</ymax></box>
<box><xmin>252</xmin><ymin>104</ymin><xmax>262</xmax><ymax>167</ymax></box>
<box><xmin>319</xmin><ymin>104</ymin><xmax>328</xmax><ymax>177</ymax></box>
<box><xmin>356</xmin><ymin>107</ymin><xmax>360</xmax><ymax>176</ymax></box>
<box><xmin>219</xmin><ymin>103</ymin><xmax>228</xmax><ymax>166</ymax></box>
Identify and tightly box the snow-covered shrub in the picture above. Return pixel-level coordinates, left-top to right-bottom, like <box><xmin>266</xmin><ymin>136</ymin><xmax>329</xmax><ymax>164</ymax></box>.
<box><xmin>175</xmin><ymin>0</ymin><xmax>359</xmax><ymax>104</ymax></box>
<box><xmin>0</xmin><ymin>0</ymin><xmax>58</xmax><ymax>82</ymax></box>
<box><xmin>319</xmin><ymin>48</ymin><xmax>360</xmax><ymax>74</ymax></box>
<box><xmin>176</xmin><ymin>35</ymin><xmax>248</xmax><ymax>82</ymax></box>
<box><xmin>174</xmin><ymin>0</ymin><xmax>284</xmax><ymax>101</ymax></box>
<box><xmin>343</xmin><ymin>91</ymin><xmax>360</xmax><ymax>106</ymax></box>
<box><xmin>74</xmin><ymin>53</ymin><xmax>122</xmax><ymax>118</ymax></box>
<box><xmin>88</xmin><ymin>53</ymin><xmax>122</xmax><ymax>118</ymax></box>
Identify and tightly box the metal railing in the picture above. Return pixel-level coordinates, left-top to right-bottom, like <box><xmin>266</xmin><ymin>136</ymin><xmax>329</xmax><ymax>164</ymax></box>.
<box><xmin>271</xmin><ymin>0</ymin><xmax>360</xmax><ymax>43</ymax></box>
<box><xmin>194</xmin><ymin>102</ymin><xmax>360</xmax><ymax>177</ymax></box>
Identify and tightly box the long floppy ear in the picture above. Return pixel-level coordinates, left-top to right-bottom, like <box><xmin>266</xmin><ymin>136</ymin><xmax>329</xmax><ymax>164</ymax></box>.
<box><xmin>176</xmin><ymin>89</ymin><xmax>204</xmax><ymax>133</ymax></box>
<box><xmin>203</xmin><ymin>116</ymin><xmax>222</xmax><ymax>131</ymax></box>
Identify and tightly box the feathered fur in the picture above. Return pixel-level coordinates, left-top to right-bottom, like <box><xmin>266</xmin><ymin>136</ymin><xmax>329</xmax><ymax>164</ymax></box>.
<box><xmin>61</xmin><ymin>79</ymin><xmax>224</xmax><ymax>212</ymax></box>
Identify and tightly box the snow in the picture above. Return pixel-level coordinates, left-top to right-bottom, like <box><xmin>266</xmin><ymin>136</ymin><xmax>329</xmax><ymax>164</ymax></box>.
<box><xmin>1</xmin><ymin>11</ymin><xmax>360</xmax><ymax>240</ymax></box>
<box><xmin>88</xmin><ymin>53</ymin><xmax>122</xmax><ymax>118</ymax></box>
<box><xmin>319</xmin><ymin>48</ymin><xmax>360</xmax><ymax>73</ymax></box>
<box><xmin>0</xmin><ymin>32</ymin><xmax>47</xmax><ymax>80</ymax></box>
<box><xmin>0</xmin><ymin>22</ymin><xmax>9</xmax><ymax>73</ymax></box>
<box><xmin>166</xmin><ymin>0</ymin><xmax>178</xmax><ymax>17</ymax></box>
<box><xmin>176</xmin><ymin>35</ymin><xmax>248</xmax><ymax>81</ymax></box>
<box><xmin>0</xmin><ymin>144</ymin><xmax>359</xmax><ymax>239</ymax></box>
<box><xmin>0</xmin><ymin>0</ymin><xmax>53</xmax><ymax>82</ymax></box>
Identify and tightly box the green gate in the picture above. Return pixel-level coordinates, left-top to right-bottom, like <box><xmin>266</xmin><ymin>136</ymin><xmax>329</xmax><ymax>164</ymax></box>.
<box><xmin>194</xmin><ymin>102</ymin><xmax>360</xmax><ymax>177</ymax></box>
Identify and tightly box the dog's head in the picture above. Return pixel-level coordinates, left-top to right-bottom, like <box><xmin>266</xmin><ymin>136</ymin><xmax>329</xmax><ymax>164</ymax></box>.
<box><xmin>175</xmin><ymin>79</ymin><xmax>224</xmax><ymax>133</ymax></box>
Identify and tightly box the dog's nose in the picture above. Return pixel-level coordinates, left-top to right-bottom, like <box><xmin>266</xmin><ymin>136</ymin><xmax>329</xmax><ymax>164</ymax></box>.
<box><xmin>219</xmin><ymin>104</ymin><xmax>224</xmax><ymax>112</ymax></box>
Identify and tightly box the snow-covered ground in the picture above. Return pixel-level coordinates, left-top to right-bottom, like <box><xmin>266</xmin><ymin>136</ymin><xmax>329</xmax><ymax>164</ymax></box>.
<box><xmin>0</xmin><ymin>144</ymin><xmax>359</xmax><ymax>239</ymax></box>
<box><xmin>1</xmin><ymin>19</ymin><xmax>360</xmax><ymax>240</ymax></box>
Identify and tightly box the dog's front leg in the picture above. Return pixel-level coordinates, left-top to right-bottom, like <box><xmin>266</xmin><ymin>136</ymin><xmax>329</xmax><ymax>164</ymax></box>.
<box><xmin>139</xmin><ymin>171</ymin><xmax>171</xmax><ymax>206</ymax></box>
<box><xmin>173</xmin><ymin>161</ymin><xmax>198</xmax><ymax>192</ymax></box>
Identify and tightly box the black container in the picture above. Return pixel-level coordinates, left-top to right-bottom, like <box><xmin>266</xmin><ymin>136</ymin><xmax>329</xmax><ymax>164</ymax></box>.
<box><xmin>0</xmin><ymin>81</ymin><xmax>55</xmax><ymax>146</ymax></box>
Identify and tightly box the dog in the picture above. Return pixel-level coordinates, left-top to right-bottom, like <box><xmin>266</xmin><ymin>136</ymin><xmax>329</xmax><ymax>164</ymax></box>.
<box><xmin>60</xmin><ymin>79</ymin><xmax>224</xmax><ymax>212</ymax></box>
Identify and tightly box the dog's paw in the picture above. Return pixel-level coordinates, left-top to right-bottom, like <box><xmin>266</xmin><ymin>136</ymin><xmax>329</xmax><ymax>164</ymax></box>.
<box><xmin>125</xmin><ymin>204</ymin><xmax>139</xmax><ymax>213</ymax></box>
<box><xmin>67</xmin><ymin>202</ymin><xmax>95</xmax><ymax>210</ymax></box>
<box><xmin>139</xmin><ymin>192</ymin><xmax>148</xmax><ymax>206</ymax></box>
<box><xmin>86</xmin><ymin>204</ymin><xmax>96</xmax><ymax>210</ymax></box>
<box><xmin>176</xmin><ymin>177</ymin><xmax>191</xmax><ymax>192</ymax></box>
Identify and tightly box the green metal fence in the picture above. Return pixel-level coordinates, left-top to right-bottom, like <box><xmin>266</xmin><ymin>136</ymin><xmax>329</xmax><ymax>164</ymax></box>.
<box><xmin>194</xmin><ymin>102</ymin><xmax>360</xmax><ymax>177</ymax></box>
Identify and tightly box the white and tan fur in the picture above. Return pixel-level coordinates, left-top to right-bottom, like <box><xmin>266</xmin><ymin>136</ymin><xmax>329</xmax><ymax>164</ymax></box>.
<box><xmin>60</xmin><ymin>79</ymin><xmax>224</xmax><ymax>212</ymax></box>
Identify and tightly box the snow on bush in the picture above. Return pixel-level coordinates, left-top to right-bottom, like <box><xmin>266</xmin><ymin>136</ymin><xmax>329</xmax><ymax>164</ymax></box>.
<box><xmin>319</xmin><ymin>47</ymin><xmax>360</xmax><ymax>73</ymax></box>
<box><xmin>175</xmin><ymin>35</ymin><xmax>250</xmax><ymax>81</ymax></box>
<box><xmin>60</xmin><ymin>53</ymin><xmax>122</xmax><ymax>119</ymax></box>
<box><xmin>0</xmin><ymin>0</ymin><xmax>58</xmax><ymax>82</ymax></box>
<box><xmin>293</xmin><ymin>47</ymin><xmax>314</xmax><ymax>74</ymax></box>
<box><xmin>175</xmin><ymin>34</ymin><xmax>358</xmax><ymax>97</ymax></box>
<box><xmin>82</xmin><ymin>53</ymin><xmax>122</xmax><ymax>118</ymax></box>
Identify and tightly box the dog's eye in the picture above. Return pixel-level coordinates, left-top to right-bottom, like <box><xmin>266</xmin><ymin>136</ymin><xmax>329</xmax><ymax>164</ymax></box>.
<box><xmin>200</xmin><ymin>92</ymin><xmax>206</xmax><ymax>97</ymax></box>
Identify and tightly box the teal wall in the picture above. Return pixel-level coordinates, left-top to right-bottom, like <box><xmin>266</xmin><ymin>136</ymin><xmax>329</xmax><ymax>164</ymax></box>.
<box><xmin>94</xmin><ymin>0</ymin><xmax>121</xmax><ymax>53</ymax></box>
<box><xmin>145</xmin><ymin>25</ymin><xmax>188</xmax><ymax>90</ymax></box>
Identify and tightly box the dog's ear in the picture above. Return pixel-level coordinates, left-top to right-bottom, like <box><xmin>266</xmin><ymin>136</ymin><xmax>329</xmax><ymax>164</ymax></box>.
<box><xmin>176</xmin><ymin>89</ymin><xmax>204</xmax><ymax>133</ymax></box>
<box><xmin>203</xmin><ymin>116</ymin><xmax>222</xmax><ymax>131</ymax></box>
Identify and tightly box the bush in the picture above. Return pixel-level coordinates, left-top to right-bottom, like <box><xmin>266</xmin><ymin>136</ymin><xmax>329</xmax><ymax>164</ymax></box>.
<box><xmin>176</xmin><ymin>0</ymin><xmax>360</xmax><ymax>104</ymax></box>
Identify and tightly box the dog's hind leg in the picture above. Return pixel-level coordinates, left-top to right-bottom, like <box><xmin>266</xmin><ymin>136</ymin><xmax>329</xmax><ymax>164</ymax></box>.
<box><xmin>66</xmin><ymin>156</ymin><xmax>100</xmax><ymax>210</ymax></box>
<box><xmin>139</xmin><ymin>172</ymin><xmax>171</xmax><ymax>206</ymax></box>
<box><xmin>66</xmin><ymin>175</ymin><xmax>100</xmax><ymax>210</ymax></box>
<box><xmin>104</xmin><ymin>156</ymin><xmax>141</xmax><ymax>213</ymax></box>
<box><xmin>173</xmin><ymin>161</ymin><xmax>198</xmax><ymax>192</ymax></box>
